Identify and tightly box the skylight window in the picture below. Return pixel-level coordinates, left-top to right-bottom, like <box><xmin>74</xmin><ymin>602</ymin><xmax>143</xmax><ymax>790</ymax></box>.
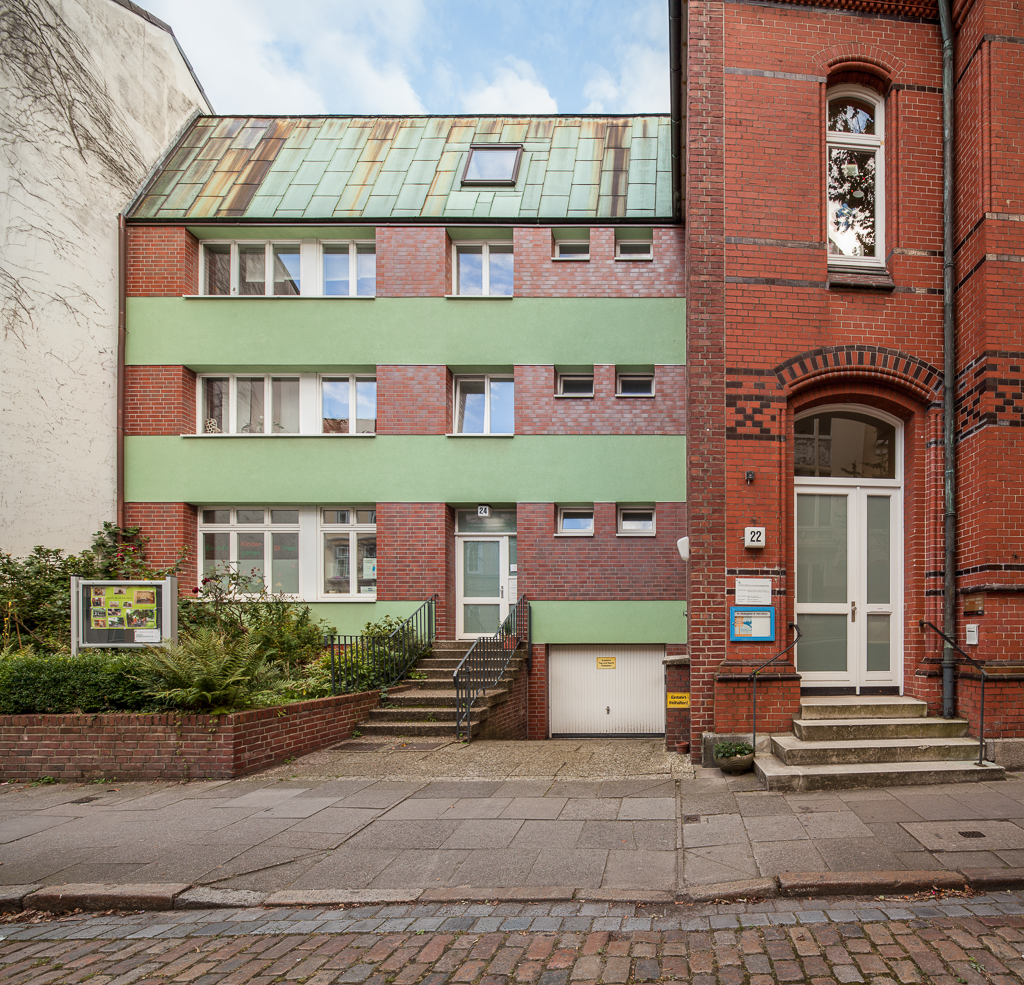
<box><xmin>462</xmin><ymin>145</ymin><xmax>523</xmax><ymax>185</ymax></box>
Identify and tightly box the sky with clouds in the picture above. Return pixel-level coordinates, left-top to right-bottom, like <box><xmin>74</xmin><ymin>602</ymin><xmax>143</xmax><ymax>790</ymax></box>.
<box><xmin>145</xmin><ymin>0</ymin><xmax>670</xmax><ymax>117</ymax></box>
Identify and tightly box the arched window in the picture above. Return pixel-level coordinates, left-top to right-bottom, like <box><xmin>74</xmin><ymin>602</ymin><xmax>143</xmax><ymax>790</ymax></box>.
<box><xmin>826</xmin><ymin>87</ymin><xmax>884</xmax><ymax>266</ymax></box>
<box><xmin>794</xmin><ymin>409</ymin><xmax>897</xmax><ymax>480</ymax></box>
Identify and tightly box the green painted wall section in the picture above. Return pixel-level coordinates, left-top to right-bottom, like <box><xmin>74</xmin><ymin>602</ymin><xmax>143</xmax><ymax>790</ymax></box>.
<box><xmin>125</xmin><ymin>435</ymin><xmax>686</xmax><ymax>503</ymax></box>
<box><xmin>531</xmin><ymin>601</ymin><xmax>687</xmax><ymax>644</ymax></box>
<box><xmin>305</xmin><ymin>601</ymin><xmax>419</xmax><ymax>635</ymax></box>
<box><xmin>125</xmin><ymin>297</ymin><xmax>686</xmax><ymax>370</ymax></box>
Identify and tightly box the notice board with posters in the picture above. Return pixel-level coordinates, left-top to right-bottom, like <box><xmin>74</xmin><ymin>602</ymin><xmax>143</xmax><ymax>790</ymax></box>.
<box><xmin>70</xmin><ymin>577</ymin><xmax>177</xmax><ymax>654</ymax></box>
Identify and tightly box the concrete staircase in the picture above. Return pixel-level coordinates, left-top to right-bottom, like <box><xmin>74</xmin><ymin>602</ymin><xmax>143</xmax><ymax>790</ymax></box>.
<box><xmin>356</xmin><ymin>640</ymin><xmax>527</xmax><ymax>740</ymax></box>
<box><xmin>754</xmin><ymin>695</ymin><xmax>1005</xmax><ymax>791</ymax></box>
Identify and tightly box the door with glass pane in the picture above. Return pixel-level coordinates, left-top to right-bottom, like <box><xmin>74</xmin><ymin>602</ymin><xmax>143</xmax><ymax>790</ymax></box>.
<box><xmin>795</xmin><ymin>487</ymin><xmax>901</xmax><ymax>690</ymax></box>
<box><xmin>457</xmin><ymin>536</ymin><xmax>514</xmax><ymax>638</ymax></box>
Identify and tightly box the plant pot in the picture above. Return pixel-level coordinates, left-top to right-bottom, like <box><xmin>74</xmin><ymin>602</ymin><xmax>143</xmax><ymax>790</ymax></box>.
<box><xmin>714</xmin><ymin>753</ymin><xmax>755</xmax><ymax>775</ymax></box>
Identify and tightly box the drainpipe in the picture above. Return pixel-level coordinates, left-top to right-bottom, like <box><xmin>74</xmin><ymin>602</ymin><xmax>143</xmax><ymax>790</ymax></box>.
<box><xmin>116</xmin><ymin>214</ymin><xmax>127</xmax><ymax>531</ymax></box>
<box><xmin>668</xmin><ymin>0</ymin><xmax>684</xmax><ymax>222</ymax></box>
<box><xmin>938</xmin><ymin>0</ymin><xmax>957</xmax><ymax>718</ymax></box>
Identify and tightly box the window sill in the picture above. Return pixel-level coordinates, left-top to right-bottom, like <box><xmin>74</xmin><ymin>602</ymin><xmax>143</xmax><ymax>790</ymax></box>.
<box><xmin>554</xmin><ymin>393</ymin><xmax>594</xmax><ymax>400</ymax></box>
<box><xmin>182</xmin><ymin>433</ymin><xmax>376</xmax><ymax>438</ymax></box>
<box><xmin>615</xmin><ymin>393</ymin><xmax>655</xmax><ymax>399</ymax></box>
<box><xmin>318</xmin><ymin>596</ymin><xmax>378</xmax><ymax>602</ymax></box>
<box><xmin>444</xmin><ymin>294</ymin><xmax>515</xmax><ymax>300</ymax></box>
<box><xmin>551</xmin><ymin>256</ymin><xmax>590</xmax><ymax>262</ymax></box>
<box><xmin>616</xmin><ymin>532</ymin><xmax>657</xmax><ymax>538</ymax></box>
<box><xmin>826</xmin><ymin>267</ymin><xmax>895</xmax><ymax>291</ymax></box>
<box><xmin>554</xmin><ymin>532</ymin><xmax>594</xmax><ymax>538</ymax></box>
<box><xmin>614</xmin><ymin>256</ymin><xmax>654</xmax><ymax>262</ymax></box>
<box><xmin>183</xmin><ymin>294</ymin><xmax>376</xmax><ymax>300</ymax></box>
<box><xmin>446</xmin><ymin>432</ymin><xmax>515</xmax><ymax>438</ymax></box>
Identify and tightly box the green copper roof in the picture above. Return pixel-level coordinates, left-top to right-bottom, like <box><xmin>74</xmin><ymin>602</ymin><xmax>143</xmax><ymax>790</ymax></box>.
<box><xmin>129</xmin><ymin>115</ymin><xmax>673</xmax><ymax>222</ymax></box>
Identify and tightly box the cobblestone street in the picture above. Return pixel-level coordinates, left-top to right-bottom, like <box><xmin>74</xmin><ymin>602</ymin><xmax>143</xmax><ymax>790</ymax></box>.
<box><xmin>2</xmin><ymin>893</ymin><xmax>1024</xmax><ymax>984</ymax></box>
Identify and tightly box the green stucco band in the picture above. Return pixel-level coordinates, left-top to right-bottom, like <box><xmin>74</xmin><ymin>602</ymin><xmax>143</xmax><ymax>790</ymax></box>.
<box><xmin>531</xmin><ymin>601</ymin><xmax>687</xmax><ymax>644</ymax></box>
<box><xmin>125</xmin><ymin>297</ymin><xmax>685</xmax><ymax>369</ymax></box>
<box><xmin>124</xmin><ymin>434</ymin><xmax>685</xmax><ymax>503</ymax></box>
<box><xmin>305</xmin><ymin>601</ymin><xmax>420</xmax><ymax>635</ymax></box>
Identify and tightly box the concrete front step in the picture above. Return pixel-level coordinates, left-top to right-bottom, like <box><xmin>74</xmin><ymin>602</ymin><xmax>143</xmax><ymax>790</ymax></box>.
<box><xmin>792</xmin><ymin>716</ymin><xmax>970</xmax><ymax>741</ymax></box>
<box><xmin>754</xmin><ymin>756</ymin><xmax>1004</xmax><ymax>792</ymax></box>
<box><xmin>357</xmin><ymin>720</ymin><xmax>479</xmax><ymax>738</ymax></box>
<box><xmin>386</xmin><ymin>689</ymin><xmax>505</xmax><ymax>708</ymax></box>
<box><xmin>799</xmin><ymin>695</ymin><xmax>929</xmax><ymax>720</ymax></box>
<box><xmin>770</xmin><ymin>733</ymin><xmax>983</xmax><ymax>766</ymax></box>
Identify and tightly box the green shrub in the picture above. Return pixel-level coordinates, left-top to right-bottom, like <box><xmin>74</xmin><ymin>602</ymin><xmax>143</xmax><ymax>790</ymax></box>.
<box><xmin>0</xmin><ymin>645</ymin><xmax>153</xmax><ymax>714</ymax></box>
<box><xmin>714</xmin><ymin>740</ymin><xmax>754</xmax><ymax>759</ymax></box>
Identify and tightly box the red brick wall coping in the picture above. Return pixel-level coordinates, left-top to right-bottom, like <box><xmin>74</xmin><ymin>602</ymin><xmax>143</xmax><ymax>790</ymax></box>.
<box><xmin>0</xmin><ymin>689</ymin><xmax>390</xmax><ymax>782</ymax></box>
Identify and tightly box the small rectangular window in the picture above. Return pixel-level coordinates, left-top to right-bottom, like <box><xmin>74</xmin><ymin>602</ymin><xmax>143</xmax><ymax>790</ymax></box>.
<box><xmin>558</xmin><ymin>374</ymin><xmax>594</xmax><ymax>397</ymax></box>
<box><xmin>321</xmin><ymin>375</ymin><xmax>377</xmax><ymax>435</ymax></box>
<box><xmin>617</xmin><ymin>374</ymin><xmax>654</xmax><ymax>397</ymax></box>
<box><xmin>239</xmin><ymin>244</ymin><xmax>266</xmax><ymax>296</ymax></box>
<box><xmin>558</xmin><ymin>508</ymin><xmax>594</xmax><ymax>536</ymax></box>
<box><xmin>618</xmin><ymin>507</ymin><xmax>656</xmax><ymax>536</ymax></box>
<box><xmin>616</xmin><ymin>240</ymin><xmax>653</xmax><ymax>260</ymax></box>
<box><xmin>204</xmin><ymin>244</ymin><xmax>231</xmax><ymax>295</ymax></box>
<box><xmin>455</xmin><ymin>376</ymin><xmax>514</xmax><ymax>434</ymax></box>
<box><xmin>554</xmin><ymin>241</ymin><xmax>590</xmax><ymax>261</ymax></box>
<box><xmin>462</xmin><ymin>144</ymin><xmax>523</xmax><ymax>185</ymax></box>
<box><xmin>273</xmin><ymin>245</ymin><xmax>300</xmax><ymax>295</ymax></box>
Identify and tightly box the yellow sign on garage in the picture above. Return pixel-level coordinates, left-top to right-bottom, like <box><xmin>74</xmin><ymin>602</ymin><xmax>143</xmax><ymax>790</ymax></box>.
<box><xmin>596</xmin><ymin>656</ymin><xmax>616</xmax><ymax>669</ymax></box>
<box><xmin>666</xmin><ymin>692</ymin><xmax>690</xmax><ymax>709</ymax></box>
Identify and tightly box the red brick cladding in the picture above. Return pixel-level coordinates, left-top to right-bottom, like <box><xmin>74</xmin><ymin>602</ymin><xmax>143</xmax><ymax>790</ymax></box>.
<box><xmin>0</xmin><ymin>691</ymin><xmax>381</xmax><ymax>781</ymax></box>
<box><xmin>123</xmin><ymin>503</ymin><xmax>198</xmax><ymax>591</ymax></box>
<box><xmin>518</xmin><ymin>502</ymin><xmax>686</xmax><ymax>601</ymax></box>
<box><xmin>124</xmin><ymin>366</ymin><xmax>196</xmax><ymax>435</ymax></box>
<box><xmin>513</xmin><ymin>227</ymin><xmax>685</xmax><ymax>297</ymax></box>
<box><xmin>126</xmin><ymin>226</ymin><xmax>198</xmax><ymax>296</ymax></box>
<box><xmin>377</xmin><ymin>226</ymin><xmax>448</xmax><ymax>297</ymax></box>
<box><xmin>665</xmin><ymin>655</ymin><xmax>690</xmax><ymax>754</ymax></box>
<box><xmin>478</xmin><ymin>658</ymin><xmax>529</xmax><ymax>740</ymax></box>
<box><xmin>516</xmin><ymin>365</ymin><xmax>686</xmax><ymax>435</ymax></box>
<box><xmin>377</xmin><ymin>365</ymin><xmax>449</xmax><ymax>434</ymax></box>
<box><xmin>526</xmin><ymin>643</ymin><xmax>548</xmax><ymax>740</ymax></box>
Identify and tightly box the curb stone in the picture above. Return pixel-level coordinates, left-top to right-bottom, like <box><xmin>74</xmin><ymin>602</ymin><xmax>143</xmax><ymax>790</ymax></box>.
<box><xmin>575</xmin><ymin>889</ymin><xmax>676</xmax><ymax>904</ymax></box>
<box><xmin>777</xmin><ymin>871</ymin><xmax>968</xmax><ymax>897</ymax></box>
<box><xmin>959</xmin><ymin>867</ymin><xmax>1024</xmax><ymax>890</ymax></box>
<box><xmin>683</xmin><ymin>878</ymin><xmax>778</xmax><ymax>903</ymax></box>
<box><xmin>175</xmin><ymin>887</ymin><xmax>269</xmax><ymax>909</ymax></box>
<box><xmin>0</xmin><ymin>886</ymin><xmax>42</xmax><ymax>914</ymax></box>
<box><xmin>26</xmin><ymin>883</ymin><xmax>190</xmax><ymax>912</ymax></box>
<box><xmin>264</xmin><ymin>889</ymin><xmax>424</xmax><ymax>906</ymax></box>
<box><xmin>420</xmin><ymin>886</ymin><xmax>574</xmax><ymax>903</ymax></box>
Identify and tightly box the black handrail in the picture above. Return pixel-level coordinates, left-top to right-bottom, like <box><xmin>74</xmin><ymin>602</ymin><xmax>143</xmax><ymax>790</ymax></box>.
<box><xmin>454</xmin><ymin>595</ymin><xmax>529</xmax><ymax>741</ymax></box>
<box><xmin>323</xmin><ymin>595</ymin><xmax>437</xmax><ymax>695</ymax></box>
<box><xmin>920</xmin><ymin>619</ymin><xmax>989</xmax><ymax>766</ymax></box>
<box><xmin>747</xmin><ymin>623</ymin><xmax>803</xmax><ymax>761</ymax></box>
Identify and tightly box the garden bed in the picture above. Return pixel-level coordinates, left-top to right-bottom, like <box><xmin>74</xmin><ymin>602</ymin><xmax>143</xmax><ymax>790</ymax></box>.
<box><xmin>0</xmin><ymin>687</ymin><xmax>401</xmax><ymax>782</ymax></box>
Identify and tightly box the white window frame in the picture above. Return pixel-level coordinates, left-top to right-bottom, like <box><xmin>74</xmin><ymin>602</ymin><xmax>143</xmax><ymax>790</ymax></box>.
<box><xmin>793</xmin><ymin>404</ymin><xmax>903</xmax><ymax>487</ymax></box>
<box><xmin>199</xmin><ymin>241</ymin><xmax>303</xmax><ymax>296</ymax></box>
<box><xmin>553</xmin><ymin>240</ymin><xmax>590</xmax><ymax>261</ymax></box>
<box><xmin>617</xmin><ymin>506</ymin><xmax>656</xmax><ymax>537</ymax></box>
<box><xmin>557</xmin><ymin>507</ymin><xmax>595</xmax><ymax>537</ymax></box>
<box><xmin>319</xmin><ymin>374</ymin><xmax>378</xmax><ymax>435</ymax></box>
<box><xmin>319</xmin><ymin>240</ymin><xmax>376</xmax><ymax>297</ymax></box>
<box><xmin>195</xmin><ymin>373</ymin><xmax>376</xmax><ymax>436</ymax></box>
<box><xmin>826</xmin><ymin>85</ymin><xmax>885</xmax><ymax>269</ymax></box>
<box><xmin>616</xmin><ymin>373</ymin><xmax>655</xmax><ymax>397</ymax></box>
<box><xmin>451</xmin><ymin>241</ymin><xmax>514</xmax><ymax>297</ymax></box>
<box><xmin>556</xmin><ymin>373</ymin><xmax>594</xmax><ymax>398</ymax></box>
<box><xmin>197</xmin><ymin>506</ymin><xmax>377</xmax><ymax>601</ymax></box>
<box><xmin>615</xmin><ymin>239</ymin><xmax>653</xmax><ymax>260</ymax></box>
<box><xmin>318</xmin><ymin>507</ymin><xmax>378</xmax><ymax>600</ymax></box>
<box><xmin>453</xmin><ymin>374</ymin><xmax>515</xmax><ymax>435</ymax></box>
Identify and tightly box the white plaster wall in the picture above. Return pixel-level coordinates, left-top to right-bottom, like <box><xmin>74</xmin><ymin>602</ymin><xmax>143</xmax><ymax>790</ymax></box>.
<box><xmin>0</xmin><ymin>0</ymin><xmax>209</xmax><ymax>556</ymax></box>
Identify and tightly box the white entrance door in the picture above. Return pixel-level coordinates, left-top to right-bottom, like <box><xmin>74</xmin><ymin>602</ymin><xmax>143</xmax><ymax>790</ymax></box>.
<box><xmin>794</xmin><ymin>486</ymin><xmax>902</xmax><ymax>690</ymax></box>
<box><xmin>457</xmin><ymin>536</ymin><xmax>515</xmax><ymax>638</ymax></box>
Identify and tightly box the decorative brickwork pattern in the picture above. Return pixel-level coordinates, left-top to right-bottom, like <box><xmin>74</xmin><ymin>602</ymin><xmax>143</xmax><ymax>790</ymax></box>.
<box><xmin>126</xmin><ymin>226</ymin><xmax>198</xmax><ymax>296</ymax></box>
<box><xmin>124</xmin><ymin>366</ymin><xmax>196</xmax><ymax>435</ymax></box>
<box><xmin>123</xmin><ymin>503</ymin><xmax>198</xmax><ymax>590</ymax></box>
<box><xmin>516</xmin><ymin>365</ymin><xmax>686</xmax><ymax>435</ymax></box>
<box><xmin>957</xmin><ymin>351</ymin><xmax>1024</xmax><ymax>440</ymax></box>
<box><xmin>0</xmin><ymin>691</ymin><xmax>381</xmax><ymax>781</ymax></box>
<box><xmin>775</xmin><ymin>346</ymin><xmax>943</xmax><ymax>402</ymax></box>
<box><xmin>377</xmin><ymin>227</ymin><xmax>448</xmax><ymax>297</ymax></box>
<box><xmin>726</xmin><ymin>371</ymin><xmax>786</xmax><ymax>441</ymax></box>
<box><xmin>517</xmin><ymin>502</ymin><xmax>687</xmax><ymax>601</ymax></box>
<box><xmin>513</xmin><ymin>227</ymin><xmax>686</xmax><ymax>297</ymax></box>
<box><xmin>377</xmin><ymin>365</ymin><xmax>448</xmax><ymax>434</ymax></box>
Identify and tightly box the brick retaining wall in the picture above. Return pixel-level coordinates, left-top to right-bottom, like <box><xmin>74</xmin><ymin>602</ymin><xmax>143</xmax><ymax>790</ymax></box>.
<box><xmin>0</xmin><ymin>690</ymin><xmax>383</xmax><ymax>782</ymax></box>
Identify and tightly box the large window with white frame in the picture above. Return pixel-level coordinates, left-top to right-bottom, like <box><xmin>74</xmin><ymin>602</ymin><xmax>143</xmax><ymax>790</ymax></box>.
<box><xmin>322</xmin><ymin>241</ymin><xmax>376</xmax><ymax>296</ymax></box>
<box><xmin>826</xmin><ymin>86</ymin><xmax>885</xmax><ymax>266</ymax></box>
<box><xmin>197</xmin><ymin>374</ymin><xmax>376</xmax><ymax>435</ymax></box>
<box><xmin>454</xmin><ymin>375</ymin><xmax>514</xmax><ymax>434</ymax></box>
<box><xmin>453</xmin><ymin>242</ymin><xmax>514</xmax><ymax>296</ymax></box>
<box><xmin>198</xmin><ymin>506</ymin><xmax>376</xmax><ymax>600</ymax></box>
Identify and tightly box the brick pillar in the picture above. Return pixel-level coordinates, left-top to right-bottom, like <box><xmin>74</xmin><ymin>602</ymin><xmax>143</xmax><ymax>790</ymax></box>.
<box><xmin>665</xmin><ymin>656</ymin><xmax>691</xmax><ymax>754</ymax></box>
<box><xmin>685</xmin><ymin>0</ymin><xmax>728</xmax><ymax>760</ymax></box>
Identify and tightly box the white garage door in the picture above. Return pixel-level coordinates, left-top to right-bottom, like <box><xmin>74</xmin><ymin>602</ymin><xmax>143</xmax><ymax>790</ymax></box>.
<box><xmin>550</xmin><ymin>645</ymin><xmax>665</xmax><ymax>736</ymax></box>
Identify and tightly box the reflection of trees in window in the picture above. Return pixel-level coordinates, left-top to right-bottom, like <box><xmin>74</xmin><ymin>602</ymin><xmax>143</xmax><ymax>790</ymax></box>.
<box><xmin>826</xmin><ymin>93</ymin><xmax>882</xmax><ymax>260</ymax></box>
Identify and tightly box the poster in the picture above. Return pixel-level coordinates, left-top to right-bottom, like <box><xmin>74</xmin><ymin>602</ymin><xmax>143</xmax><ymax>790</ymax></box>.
<box><xmin>89</xmin><ymin>586</ymin><xmax>158</xmax><ymax>632</ymax></box>
<box><xmin>72</xmin><ymin>577</ymin><xmax>176</xmax><ymax>654</ymax></box>
<box><xmin>730</xmin><ymin>606</ymin><xmax>775</xmax><ymax>641</ymax></box>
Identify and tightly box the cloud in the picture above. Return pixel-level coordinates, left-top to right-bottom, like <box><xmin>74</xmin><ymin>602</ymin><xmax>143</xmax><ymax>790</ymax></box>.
<box><xmin>460</xmin><ymin>57</ymin><xmax>557</xmax><ymax>114</ymax></box>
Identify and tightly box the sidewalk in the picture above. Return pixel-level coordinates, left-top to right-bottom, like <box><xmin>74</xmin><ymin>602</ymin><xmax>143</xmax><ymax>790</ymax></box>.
<box><xmin>2</xmin><ymin>739</ymin><xmax>1023</xmax><ymax>901</ymax></box>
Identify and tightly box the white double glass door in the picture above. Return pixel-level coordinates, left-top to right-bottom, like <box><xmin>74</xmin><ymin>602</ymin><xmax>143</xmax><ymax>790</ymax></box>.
<box><xmin>795</xmin><ymin>486</ymin><xmax>902</xmax><ymax>690</ymax></box>
<box><xmin>457</xmin><ymin>535</ymin><xmax>517</xmax><ymax>639</ymax></box>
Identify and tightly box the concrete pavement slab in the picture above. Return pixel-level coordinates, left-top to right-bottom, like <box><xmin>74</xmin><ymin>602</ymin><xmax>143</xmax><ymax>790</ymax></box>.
<box><xmin>447</xmin><ymin>848</ymin><xmax>539</xmax><ymax>887</ymax></box>
<box><xmin>346</xmin><ymin>819</ymin><xmax>462</xmax><ymax>849</ymax></box>
<box><xmin>336</xmin><ymin>782</ymin><xmax>428</xmax><ymax>808</ymax></box>
<box><xmin>890</xmin><ymin>792</ymin><xmax>985</xmax><ymax>820</ymax></box>
<box><xmin>681</xmin><ymin>845</ymin><xmax>760</xmax><ymax>885</ymax></box>
<box><xmin>191</xmin><ymin>817</ymin><xmax>298</xmax><ymax>846</ymax></box>
<box><xmin>411</xmin><ymin>781</ymin><xmax>505</xmax><ymax>799</ymax></box>
<box><xmin>863</xmin><ymin>821</ymin><xmax>931</xmax><ymax>853</ymax></box>
<box><xmin>365</xmin><ymin>849</ymin><xmax>470</xmax><ymax>888</ymax></box>
<box><xmin>797</xmin><ymin>811</ymin><xmax>874</xmax><ymax>840</ymax></box>
<box><xmin>290</xmin><ymin>807</ymin><xmax>380</xmax><ymax>832</ymax></box>
<box><xmin>285</xmin><ymin>848</ymin><xmax>398</xmax><ymax>889</ymax></box>
<box><xmin>216</xmin><ymin>788</ymin><xmax>308</xmax><ymax>808</ymax></box>
<box><xmin>558</xmin><ymin>799</ymin><xmax>620</xmax><ymax>820</ymax></box>
<box><xmin>500</xmin><ymin>797</ymin><xmax>567</xmax><ymax>819</ymax></box>
<box><xmin>843</xmin><ymin>795</ymin><xmax>925</xmax><ymax>823</ymax></box>
<box><xmin>732</xmin><ymin>793</ymin><xmax>792</xmax><ymax>816</ymax></box>
<box><xmin>616</xmin><ymin>798</ymin><xmax>674</xmax><ymax>821</ymax></box>
<box><xmin>893</xmin><ymin>850</ymin><xmax>947</xmax><ymax>870</ymax></box>
<box><xmin>813</xmin><ymin>838</ymin><xmax>908</xmax><ymax>873</ymax></box>
<box><xmin>602</xmin><ymin>850</ymin><xmax>675</xmax><ymax>890</ymax></box>
<box><xmin>123</xmin><ymin>844</ymin><xmax>260</xmax><ymax>884</ymax></box>
<box><xmin>261</xmin><ymin>830</ymin><xmax>351</xmax><ymax>850</ymax></box>
<box><xmin>0</xmin><ymin>815</ymin><xmax>70</xmax><ymax>843</ymax></box>
<box><xmin>785</xmin><ymin>793</ymin><xmax>847</xmax><ymax>813</ymax></box>
<box><xmin>750</xmin><ymin>839</ymin><xmax>828</xmax><ymax>876</ymax></box>
<box><xmin>576</xmin><ymin>821</ymin><xmax>638</xmax><ymax>849</ymax></box>
<box><xmin>903</xmin><ymin>819</ymin><xmax>1024</xmax><ymax>851</ymax></box>
<box><xmin>492</xmin><ymin>780</ymin><xmax>554</xmax><ymax>798</ymax></box>
<box><xmin>254</xmin><ymin>796</ymin><xmax>343</xmax><ymax>818</ymax></box>
<box><xmin>525</xmin><ymin>849</ymin><xmax>608</xmax><ymax>887</ymax></box>
<box><xmin>441</xmin><ymin>798</ymin><xmax>515</xmax><ymax>819</ymax></box>
<box><xmin>682</xmin><ymin>813</ymin><xmax>747</xmax><ymax>848</ymax></box>
<box><xmin>932</xmin><ymin>850</ymin><xmax>1007</xmax><ymax>868</ymax></box>
<box><xmin>947</xmin><ymin>788</ymin><xmax>1024</xmax><ymax>817</ymax></box>
<box><xmin>510</xmin><ymin>820</ymin><xmax>585</xmax><ymax>848</ymax></box>
<box><xmin>440</xmin><ymin>819</ymin><xmax>524</xmax><ymax>849</ymax></box>
<box><xmin>633</xmin><ymin>820</ymin><xmax>676</xmax><ymax>850</ymax></box>
<box><xmin>743</xmin><ymin>814</ymin><xmax>808</xmax><ymax>842</ymax></box>
<box><xmin>545</xmin><ymin>781</ymin><xmax>605</xmax><ymax>799</ymax></box>
<box><xmin>382</xmin><ymin>798</ymin><xmax>459</xmax><ymax>819</ymax></box>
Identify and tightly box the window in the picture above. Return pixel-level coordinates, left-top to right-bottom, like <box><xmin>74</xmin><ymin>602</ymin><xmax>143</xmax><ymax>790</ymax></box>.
<box><xmin>454</xmin><ymin>242</ymin><xmax>514</xmax><ymax>296</ymax></box>
<box><xmin>321</xmin><ymin>376</ymin><xmax>377</xmax><ymax>434</ymax></box>
<box><xmin>461</xmin><ymin>144</ymin><xmax>523</xmax><ymax>185</ymax></box>
<box><xmin>616</xmin><ymin>240</ymin><xmax>653</xmax><ymax>260</ymax></box>
<box><xmin>557</xmin><ymin>374</ymin><xmax>594</xmax><ymax>397</ymax></box>
<box><xmin>795</xmin><ymin>410</ymin><xmax>897</xmax><ymax>480</ymax></box>
<box><xmin>618</xmin><ymin>507</ymin><xmax>656</xmax><ymax>536</ymax></box>
<box><xmin>197</xmin><ymin>374</ymin><xmax>376</xmax><ymax>435</ymax></box>
<box><xmin>201</xmin><ymin>242</ymin><xmax>301</xmax><ymax>296</ymax></box>
<box><xmin>198</xmin><ymin>506</ymin><xmax>376</xmax><ymax>600</ymax></box>
<box><xmin>322</xmin><ymin>242</ymin><xmax>376</xmax><ymax>296</ymax></box>
<box><xmin>454</xmin><ymin>375</ymin><xmax>514</xmax><ymax>434</ymax></box>
<box><xmin>558</xmin><ymin>508</ymin><xmax>594</xmax><ymax>536</ymax></box>
<box><xmin>617</xmin><ymin>373</ymin><xmax>654</xmax><ymax>397</ymax></box>
<box><xmin>827</xmin><ymin>87</ymin><xmax>884</xmax><ymax>265</ymax></box>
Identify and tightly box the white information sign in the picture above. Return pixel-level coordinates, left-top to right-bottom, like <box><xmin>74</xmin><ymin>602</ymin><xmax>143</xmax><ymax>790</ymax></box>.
<box><xmin>735</xmin><ymin>578</ymin><xmax>772</xmax><ymax>605</ymax></box>
<box><xmin>134</xmin><ymin>629</ymin><xmax>161</xmax><ymax>643</ymax></box>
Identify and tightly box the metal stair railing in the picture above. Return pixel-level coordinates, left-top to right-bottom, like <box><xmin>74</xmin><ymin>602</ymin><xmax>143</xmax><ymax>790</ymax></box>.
<box><xmin>323</xmin><ymin>595</ymin><xmax>437</xmax><ymax>695</ymax></box>
<box><xmin>920</xmin><ymin>619</ymin><xmax>989</xmax><ymax>766</ymax></box>
<box><xmin>747</xmin><ymin>622</ymin><xmax>802</xmax><ymax>761</ymax></box>
<box><xmin>454</xmin><ymin>595</ymin><xmax>530</xmax><ymax>741</ymax></box>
